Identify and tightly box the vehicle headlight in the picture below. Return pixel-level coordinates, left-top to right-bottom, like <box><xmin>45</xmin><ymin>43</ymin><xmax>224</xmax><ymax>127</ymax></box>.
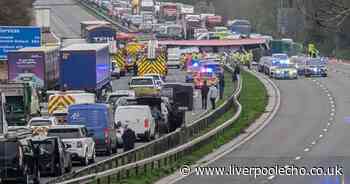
<box><xmin>77</xmin><ymin>141</ymin><xmax>83</xmax><ymax>148</ymax></box>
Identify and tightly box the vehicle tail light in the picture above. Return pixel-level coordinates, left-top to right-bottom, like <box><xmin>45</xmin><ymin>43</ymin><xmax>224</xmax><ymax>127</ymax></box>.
<box><xmin>104</xmin><ymin>128</ymin><xmax>110</xmax><ymax>144</ymax></box>
<box><xmin>144</xmin><ymin>119</ymin><xmax>149</xmax><ymax>129</ymax></box>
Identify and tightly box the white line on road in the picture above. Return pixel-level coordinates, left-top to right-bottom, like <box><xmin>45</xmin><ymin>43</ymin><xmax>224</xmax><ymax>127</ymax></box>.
<box><xmin>330</xmin><ymin>112</ymin><xmax>335</xmax><ymax>116</ymax></box>
<box><xmin>295</xmin><ymin>156</ymin><xmax>301</xmax><ymax>160</ymax></box>
<box><xmin>311</xmin><ymin>141</ymin><xmax>316</xmax><ymax>145</ymax></box>
<box><xmin>327</xmin><ymin>122</ymin><xmax>331</xmax><ymax>126</ymax></box>
<box><xmin>323</xmin><ymin>129</ymin><xmax>328</xmax><ymax>132</ymax></box>
<box><xmin>304</xmin><ymin>148</ymin><xmax>310</xmax><ymax>152</ymax></box>
<box><xmin>319</xmin><ymin>134</ymin><xmax>324</xmax><ymax>138</ymax></box>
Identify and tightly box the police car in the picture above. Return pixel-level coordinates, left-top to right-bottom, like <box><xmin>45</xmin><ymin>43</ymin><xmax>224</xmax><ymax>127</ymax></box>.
<box><xmin>270</xmin><ymin>64</ymin><xmax>298</xmax><ymax>79</ymax></box>
<box><xmin>304</xmin><ymin>58</ymin><xmax>328</xmax><ymax>77</ymax></box>
<box><xmin>185</xmin><ymin>60</ymin><xmax>201</xmax><ymax>83</ymax></box>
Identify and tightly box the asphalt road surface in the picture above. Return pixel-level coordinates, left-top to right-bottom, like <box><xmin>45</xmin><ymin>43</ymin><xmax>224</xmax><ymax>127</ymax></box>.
<box><xmin>174</xmin><ymin>66</ymin><xmax>350</xmax><ymax>184</ymax></box>
<box><xmin>34</xmin><ymin>0</ymin><xmax>99</xmax><ymax>38</ymax></box>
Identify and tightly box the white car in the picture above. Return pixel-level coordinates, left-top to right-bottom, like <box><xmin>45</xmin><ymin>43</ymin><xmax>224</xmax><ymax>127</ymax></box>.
<box><xmin>143</xmin><ymin>73</ymin><xmax>164</xmax><ymax>86</ymax></box>
<box><xmin>115</xmin><ymin>105</ymin><xmax>156</xmax><ymax>141</ymax></box>
<box><xmin>47</xmin><ymin>125</ymin><xmax>96</xmax><ymax>166</ymax></box>
<box><xmin>129</xmin><ymin>76</ymin><xmax>160</xmax><ymax>91</ymax></box>
<box><xmin>106</xmin><ymin>90</ymin><xmax>135</xmax><ymax>105</ymax></box>
<box><xmin>28</xmin><ymin>116</ymin><xmax>58</xmax><ymax>135</ymax></box>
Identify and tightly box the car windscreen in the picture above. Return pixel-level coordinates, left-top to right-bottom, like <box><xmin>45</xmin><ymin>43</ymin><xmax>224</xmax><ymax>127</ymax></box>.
<box><xmin>108</xmin><ymin>95</ymin><xmax>127</xmax><ymax>104</ymax></box>
<box><xmin>306</xmin><ymin>59</ymin><xmax>323</xmax><ymax>66</ymax></box>
<box><xmin>30</xmin><ymin>120</ymin><xmax>51</xmax><ymax>126</ymax></box>
<box><xmin>32</xmin><ymin>140</ymin><xmax>54</xmax><ymax>154</ymax></box>
<box><xmin>131</xmin><ymin>79</ymin><xmax>153</xmax><ymax>86</ymax></box>
<box><xmin>273</xmin><ymin>54</ymin><xmax>288</xmax><ymax>60</ymax></box>
<box><xmin>0</xmin><ymin>141</ymin><xmax>18</xmax><ymax>158</ymax></box>
<box><xmin>48</xmin><ymin>128</ymin><xmax>81</xmax><ymax>139</ymax></box>
<box><xmin>147</xmin><ymin>75</ymin><xmax>161</xmax><ymax>81</ymax></box>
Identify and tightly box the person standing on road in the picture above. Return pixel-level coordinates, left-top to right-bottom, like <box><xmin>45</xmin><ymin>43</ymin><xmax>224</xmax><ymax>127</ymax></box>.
<box><xmin>122</xmin><ymin>125</ymin><xmax>136</xmax><ymax>152</ymax></box>
<box><xmin>201</xmin><ymin>81</ymin><xmax>209</xmax><ymax>109</ymax></box>
<box><xmin>219</xmin><ymin>73</ymin><xmax>225</xmax><ymax>99</ymax></box>
<box><xmin>208</xmin><ymin>84</ymin><xmax>218</xmax><ymax>110</ymax></box>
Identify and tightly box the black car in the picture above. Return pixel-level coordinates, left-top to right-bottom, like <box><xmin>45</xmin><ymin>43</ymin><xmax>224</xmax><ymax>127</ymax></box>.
<box><xmin>0</xmin><ymin>130</ymin><xmax>40</xmax><ymax>184</ymax></box>
<box><xmin>31</xmin><ymin>136</ymin><xmax>72</xmax><ymax>177</ymax></box>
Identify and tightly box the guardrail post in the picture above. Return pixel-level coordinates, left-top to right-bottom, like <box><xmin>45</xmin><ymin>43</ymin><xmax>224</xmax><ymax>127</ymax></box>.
<box><xmin>107</xmin><ymin>176</ymin><xmax>111</xmax><ymax>184</ymax></box>
<box><xmin>135</xmin><ymin>164</ymin><xmax>139</xmax><ymax>175</ymax></box>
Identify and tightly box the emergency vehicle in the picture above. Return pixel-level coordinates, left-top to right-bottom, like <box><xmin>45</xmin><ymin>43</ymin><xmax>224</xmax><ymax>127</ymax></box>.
<box><xmin>47</xmin><ymin>91</ymin><xmax>96</xmax><ymax>124</ymax></box>
<box><xmin>193</xmin><ymin>61</ymin><xmax>221</xmax><ymax>89</ymax></box>
<box><xmin>137</xmin><ymin>41</ymin><xmax>168</xmax><ymax>77</ymax></box>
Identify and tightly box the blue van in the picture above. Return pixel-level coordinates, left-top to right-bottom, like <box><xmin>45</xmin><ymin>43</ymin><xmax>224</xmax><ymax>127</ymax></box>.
<box><xmin>67</xmin><ymin>104</ymin><xmax>118</xmax><ymax>155</ymax></box>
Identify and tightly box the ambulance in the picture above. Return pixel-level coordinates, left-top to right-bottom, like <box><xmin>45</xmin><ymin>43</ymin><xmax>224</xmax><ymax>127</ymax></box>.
<box><xmin>47</xmin><ymin>91</ymin><xmax>96</xmax><ymax>124</ymax></box>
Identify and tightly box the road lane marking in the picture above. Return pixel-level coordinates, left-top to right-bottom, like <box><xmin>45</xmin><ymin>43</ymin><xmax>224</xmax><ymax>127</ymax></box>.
<box><xmin>330</xmin><ymin>112</ymin><xmax>335</xmax><ymax>116</ymax></box>
<box><xmin>304</xmin><ymin>148</ymin><xmax>310</xmax><ymax>152</ymax></box>
<box><xmin>319</xmin><ymin>134</ymin><xmax>324</xmax><ymax>138</ymax></box>
<box><xmin>323</xmin><ymin>129</ymin><xmax>328</xmax><ymax>132</ymax></box>
<box><xmin>311</xmin><ymin>141</ymin><xmax>316</xmax><ymax>145</ymax></box>
<box><xmin>295</xmin><ymin>156</ymin><xmax>301</xmax><ymax>160</ymax></box>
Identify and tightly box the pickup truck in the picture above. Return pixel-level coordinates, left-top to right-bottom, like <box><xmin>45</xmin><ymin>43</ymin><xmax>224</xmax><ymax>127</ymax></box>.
<box><xmin>48</xmin><ymin>125</ymin><xmax>96</xmax><ymax>166</ymax></box>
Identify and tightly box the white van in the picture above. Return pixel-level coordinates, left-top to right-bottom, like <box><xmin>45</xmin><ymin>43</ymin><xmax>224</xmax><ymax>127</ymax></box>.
<box><xmin>114</xmin><ymin>105</ymin><xmax>155</xmax><ymax>141</ymax></box>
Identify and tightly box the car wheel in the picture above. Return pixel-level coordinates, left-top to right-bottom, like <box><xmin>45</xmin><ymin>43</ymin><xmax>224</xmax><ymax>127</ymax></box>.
<box><xmin>55</xmin><ymin>162</ymin><xmax>64</xmax><ymax>176</ymax></box>
<box><xmin>106</xmin><ymin>144</ymin><xmax>112</xmax><ymax>156</ymax></box>
<box><xmin>144</xmin><ymin>131</ymin><xmax>151</xmax><ymax>142</ymax></box>
<box><xmin>89</xmin><ymin>149</ymin><xmax>96</xmax><ymax>164</ymax></box>
<box><xmin>67</xmin><ymin>158</ymin><xmax>72</xmax><ymax>173</ymax></box>
<box><xmin>82</xmin><ymin>152</ymin><xmax>89</xmax><ymax>166</ymax></box>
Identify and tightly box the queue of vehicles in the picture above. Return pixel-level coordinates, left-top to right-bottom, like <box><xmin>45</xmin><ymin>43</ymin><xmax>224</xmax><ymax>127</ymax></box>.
<box><xmin>258</xmin><ymin>53</ymin><xmax>328</xmax><ymax>79</ymax></box>
<box><xmin>81</xmin><ymin>0</ymin><xmax>256</xmax><ymax>41</ymax></box>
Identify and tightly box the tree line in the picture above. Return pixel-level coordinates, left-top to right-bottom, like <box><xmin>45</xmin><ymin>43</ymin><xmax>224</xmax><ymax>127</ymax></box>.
<box><xmin>0</xmin><ymin>0</ymin><xmax>35</xmax><ymax>26</ymax></box>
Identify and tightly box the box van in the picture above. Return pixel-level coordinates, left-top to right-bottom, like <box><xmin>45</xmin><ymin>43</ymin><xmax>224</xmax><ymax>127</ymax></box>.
<box><xmin>114</xmin><ymin>105</ymin><xmax>155</xmax><ymax>141</ymax></box>
<box><xmin>67</xmin><ymin>104</ymin><xmax>118</xmax><ymax>155</ymax></box>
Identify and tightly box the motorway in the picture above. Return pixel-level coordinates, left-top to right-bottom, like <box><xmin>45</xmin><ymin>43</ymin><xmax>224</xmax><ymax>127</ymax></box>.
<box><xmin>34</xmin><ymin>1</ymin><xmax>350</xmax><ymax>184</ymax></box>
<box><xmin>34</xmin><ymin>0</ymin><xmax>99</xmax><ymax>38</ymax></box>
<box><xmin>33</xmin><ymin>0</ymin><xmax>206</xmax><ymax>183</ymax></box>
<box><xmin>173</xmin><ymin>64</ymin><xmax>350</xmax><ymax>184</ymax></box>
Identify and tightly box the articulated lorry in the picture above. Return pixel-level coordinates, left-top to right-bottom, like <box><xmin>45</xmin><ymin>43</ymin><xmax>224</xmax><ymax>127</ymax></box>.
<box><xmin>7</xmin><ymin>46</ymin><xmax>60</xmax><ymax>90</ymax></box>
<box><xmin>0</xmin><ymin>83</ymin><xmax>40</xmax><ymax>127</ymax></box>
<box><xmin>60</xmin><ymin>43</ymin><xmax>112</xmax><ymax>99</ymax></box>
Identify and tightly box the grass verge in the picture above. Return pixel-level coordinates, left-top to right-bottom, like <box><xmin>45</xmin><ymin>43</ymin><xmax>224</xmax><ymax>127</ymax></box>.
<box><xmin>101</xmin><ymin>70</ymin><xmax>267</xmax><ymax>184</ymax></box>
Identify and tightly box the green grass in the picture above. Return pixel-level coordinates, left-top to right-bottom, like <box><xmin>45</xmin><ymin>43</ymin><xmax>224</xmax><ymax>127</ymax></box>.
<box><xmin>99</xmin><ymin>70</ymin><xmax>267</xmax><ymax>184</ymax></box>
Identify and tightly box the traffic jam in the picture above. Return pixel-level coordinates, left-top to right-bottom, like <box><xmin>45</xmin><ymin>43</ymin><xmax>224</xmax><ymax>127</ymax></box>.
<box><xmin>257</xmin><ymin>40</ymin><xmax>328</xmax><ymax>79</ymax></box>
<box><xmin>0</xmin><ymin>0</ymin><xmax>328</xmax><ymax>183</ymax></box>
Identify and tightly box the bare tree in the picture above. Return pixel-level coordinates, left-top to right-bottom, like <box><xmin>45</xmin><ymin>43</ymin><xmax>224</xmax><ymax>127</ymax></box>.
<box><xmin>295</xmin><ymin>0</ymin><xmax>350</xmax><ymax>30</ymax></box>
<box><xmin>0</xmin><ymin>0</ymin><xmax>35</xmax><ymax>26</ymax></box>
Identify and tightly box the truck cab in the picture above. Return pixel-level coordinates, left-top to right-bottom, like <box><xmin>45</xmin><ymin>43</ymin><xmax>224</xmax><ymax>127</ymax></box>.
<box><xmin>0</xmin><ymin>82</ymin><xmax>40</xmax><ymax>127</ymax></box>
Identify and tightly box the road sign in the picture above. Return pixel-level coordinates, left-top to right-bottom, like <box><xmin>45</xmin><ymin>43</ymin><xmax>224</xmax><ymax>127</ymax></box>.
<box><xmin>0</xmin><ymin>26</ymin><xmax>41</xmax><ymax>60</ymax></box>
